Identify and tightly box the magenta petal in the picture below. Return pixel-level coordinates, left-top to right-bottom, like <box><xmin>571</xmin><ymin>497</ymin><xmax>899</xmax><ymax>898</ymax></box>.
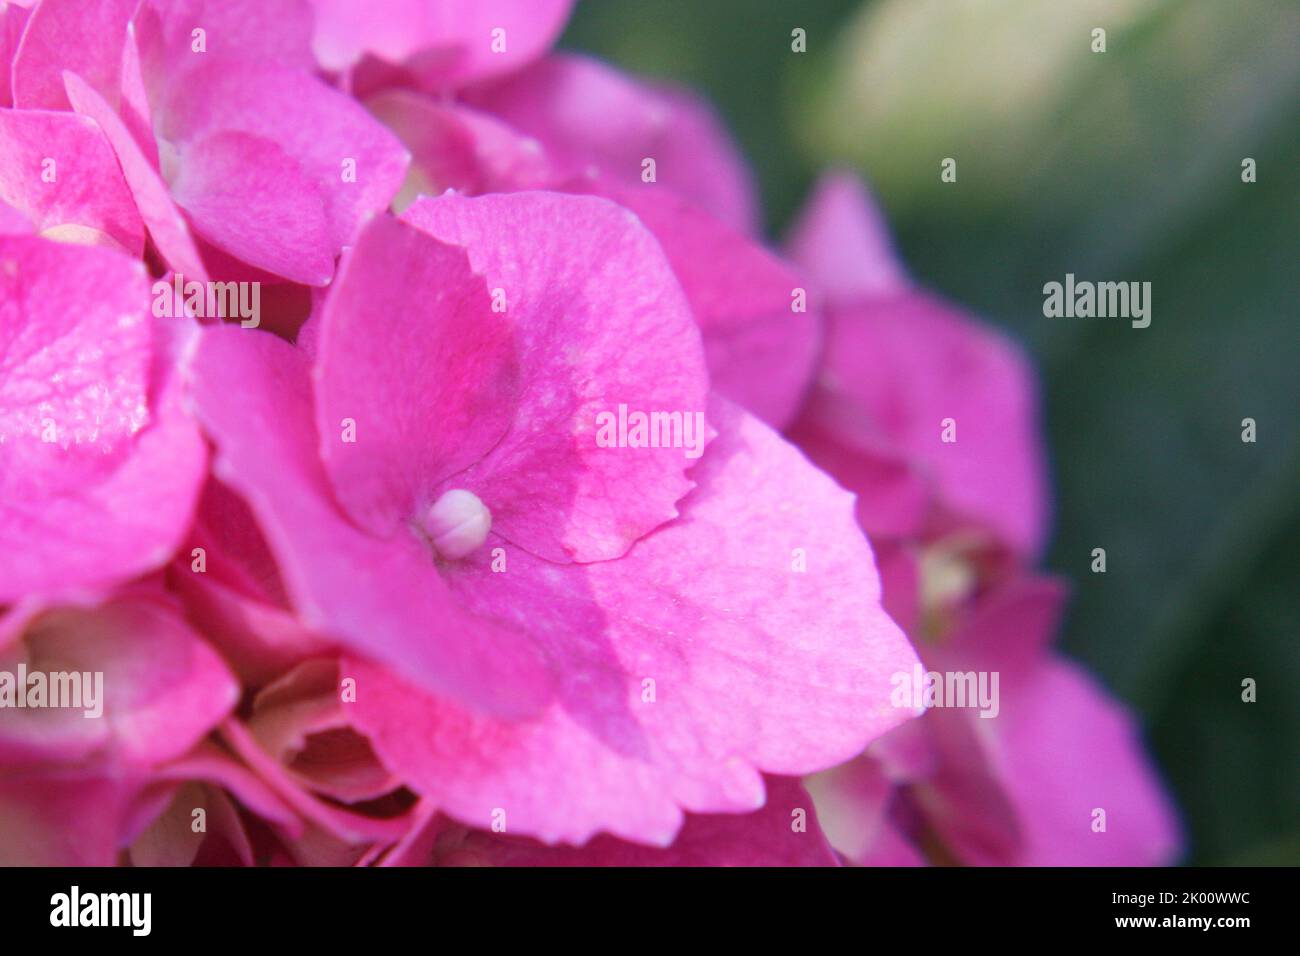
<box><xmin>345</xmin><ymin>395</ymin><xmax>919</xmax><ymax>845</ymax></box>
<box><xmin>466</xmin><ymin>777</ymin><xmax>838</xmax><ymax>866</ymax></box>
<box><xmin>402</xmin><ymin>191</ymin><xmax>710</xmax><ymax>562</ymax></box>
<box><xmin>0</xmin><ymin>108</ymin><xmax>144</xmax><ymax>254</ymax></box>
<box><xmin>186</xmin><ymin>325</ymin><xmax>555</xmax><ymax>717</ymax></box>
<box><xmin>170</xmin><ymin>130</ymin><xmax>334</xmax><ymax>285</ymax></box>
<box><xmin>0</xmin><ymin>772</ymin><xmax>134</xmax><ymax>865</ymax></box>
<box><xmin>314</xmin><ymin>214</ymin><xmax>516</xmax><ymax>535</ymax></box>
<box><xmin>465</xmin><ymin>54</ymin><xmax>757</xmax><ymax>233</ymax></box>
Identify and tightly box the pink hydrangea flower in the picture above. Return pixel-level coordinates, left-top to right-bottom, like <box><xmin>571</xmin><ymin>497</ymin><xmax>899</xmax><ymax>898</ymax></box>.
<box><xmin>182</xmin><ymin>191</ymin><xmax>918</xmax><ymax>848</ymax></box>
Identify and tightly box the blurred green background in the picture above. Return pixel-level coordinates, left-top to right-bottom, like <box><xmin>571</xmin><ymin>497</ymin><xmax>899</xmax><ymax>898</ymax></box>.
<box><xmin>561</xmin><ymin>0</ymin><xmax>1300</xmax><ymax>865</ymax></box>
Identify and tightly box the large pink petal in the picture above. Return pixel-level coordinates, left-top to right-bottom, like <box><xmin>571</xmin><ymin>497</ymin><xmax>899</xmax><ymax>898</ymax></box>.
<box><xmin>313</xmin><ymin>214</ymin><xmax>515</xmax><ymax>536</ymax></box>
<box><xmin>186</xmin><ymin>325</ymin><xmax>555</xmax><ymax>717</ymax></box>
<box><xmin>0</xmin><ymin>238</ymin><xmax>206</xmax><ymax>604</ymax></box>
<box><xmin>0</xmin><ymin>108</ymin><xmax>144</xmax><ymax>254</ymax></box>
<box><xmin>346</xmin><ymin>395</ymin><xmax>919</xmax><ymax>845</ymax></box>
<box><xmin>463</xmin><ymin>54</ymin><xmax>757</xmax><ymax>233</ymax></box>
<box><xmin>401</xmin><ymin>191</ymin><xmax>710</xmax><ymax>562</ymax></box>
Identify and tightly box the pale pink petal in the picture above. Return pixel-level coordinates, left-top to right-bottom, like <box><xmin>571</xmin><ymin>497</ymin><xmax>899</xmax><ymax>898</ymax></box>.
<box><xmin>311</xmin><ymin>0</ymin><xmax>574</xmax><ymax>87</ymax></box>
<box><xmin>805</xmin><ymin>757</ymin><xmax>923</xmax><ymax>866</ymax></box>
<box><xmin>0</xmin><ymin>108</ymin><xmax>145</xmax><ymax>254</ymax></box>
<box><xmin>0</xmin><ymin>590</ymin><xmax>238</xmax><ymax>768</ymax></box>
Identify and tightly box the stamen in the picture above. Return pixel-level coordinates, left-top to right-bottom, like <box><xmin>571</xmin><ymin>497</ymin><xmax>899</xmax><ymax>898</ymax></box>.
<box><xmin>422</xmin><ymin>489</ymin><xmax>491</xmax><ymax>560</ymax></box>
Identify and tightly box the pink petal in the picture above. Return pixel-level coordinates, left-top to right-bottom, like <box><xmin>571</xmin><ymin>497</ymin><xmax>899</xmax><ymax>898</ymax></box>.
<box><xmin>156</xmin><ymin>58</ymin><xmax>409</xmax><ymax>256</ymax></box>
<box><xmin>463</xmin><ymin>54</ymin><xmax>757</xmax><ymax>233</ymax></box>
<box><xmin>789</xmin><ymin>290</ymin><xmax>1049</xmax><ymax>557</ymax></box>
<box><xmin>0</xmin><ymin>108</ymin><xmax>144</xmax><ymax>254</ymax></box>
<box><xmin>573</xmin><ymin>176</ymin><xmax>819</xmax><ymax>428</ymax></box>
<box><xmin>995</xmin><ymin>660</ymin><xmax>1183</xmax><ymax>865</ymax></box>
<box><xmin>0</xmin><ymin>589</ymin><xmax>237</xmax><ymax>768</ymax></box>
<box><xmin>63</xmin><ymin>69</ymin><xmax>210</xmax><ymax>281</ymax></box>
<box><xmin>311</xmin><ymin>0</ymin><xmax>574</xmax><ymax>87</ymax></box>
<box><xmin>0</xmin><ymin>237</ymin><xmax>206</xmax><ymax>603</ymax></box>
<box><xmin>10</xmin><ymin>0</ymin><xmax>135</xmax><ymax>109</ymax></box>
<box><xmin>401</xmin><ymin>191</ymin><xmax>710</xmax><ymax>562</ymax></box>
<box><xmin>0</xmin><ymin>771</ymin><xmax>134</xmax><ymax>864</ymax></box>
<box><xmin>0</xmin><ymin>2</ymin><xmax>31</xmax><ymax>107</ymax></box>
<box><xmin>345</xmin><ymin>395</ymin><xmax>919</xmax><ymax>845</ymax></box>
<box><xmin>170</xmin><ymin>130</ymin><xmax>334</xmax><ymax>285</ymax></box>
<box><xmin>462</xmin><ymin>777</ymin><xmax>839</xmax><ymax>866</ymax></box>
<box><xmin>366</xmin><ymin>91</ymin><xmax>552</xmax><ymax>204</ymax></box>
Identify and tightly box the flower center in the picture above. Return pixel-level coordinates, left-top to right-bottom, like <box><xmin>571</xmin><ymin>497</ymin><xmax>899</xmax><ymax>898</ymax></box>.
<box><xmin>421</xmin><ymin>489</ymin><xmax>491</xmax><ymax>560</ymax></box>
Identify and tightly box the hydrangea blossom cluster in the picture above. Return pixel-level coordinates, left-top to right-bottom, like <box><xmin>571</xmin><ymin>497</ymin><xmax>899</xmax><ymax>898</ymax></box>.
<box><xmin>0</xmin><ymin>0</ymin><xmax>1179</xmax><ymax>866</ymax></box>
